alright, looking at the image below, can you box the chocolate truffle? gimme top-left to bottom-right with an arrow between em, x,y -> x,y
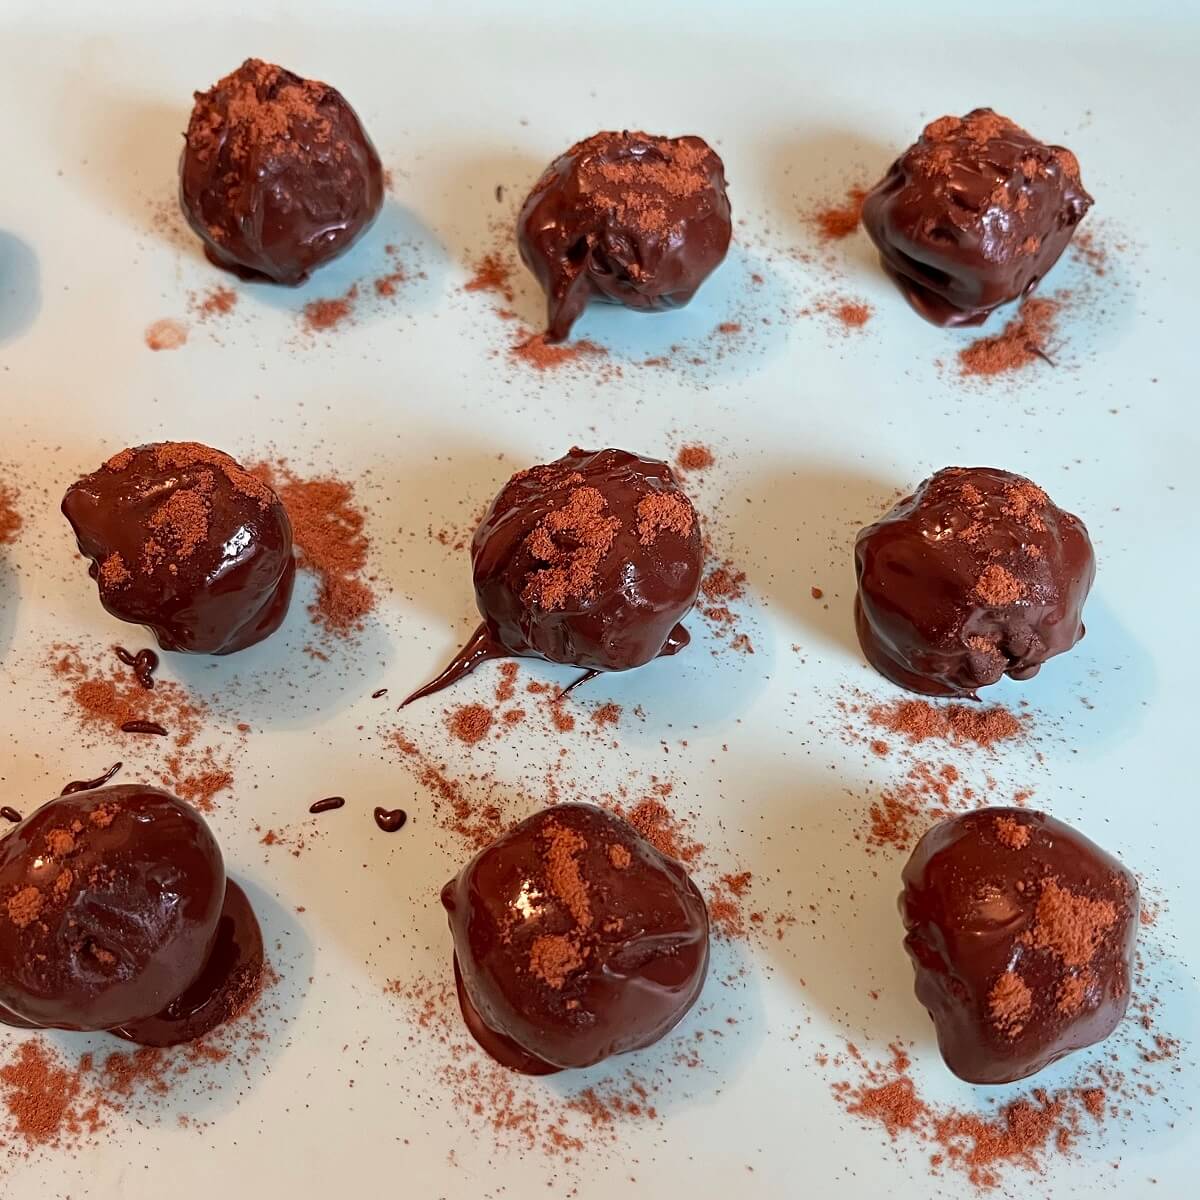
854,467 -> 1094,698
901,808 -> 1138,1084
518,131 -> 732,342
861,109 -> 1092,326
0,785 -> 263,1046
180,58 -> 384,285
63,441 -> 296,655
404,448 -> 704,704
442,803 -> 709,1074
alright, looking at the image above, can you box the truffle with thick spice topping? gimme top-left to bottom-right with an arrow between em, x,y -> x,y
62,441 -> 296,655
403,447 -> 704,704
442,802 -> 709,1074
179,58 -> 384,285
901,807 -> 1138,1084
518,131 -> 732,342
861,108 -> 1092,326
854,466 -> 1094,698
0,784 -> 263,1047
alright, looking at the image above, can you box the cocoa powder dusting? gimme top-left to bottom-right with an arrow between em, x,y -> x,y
0,482 -> 22,544
959,297 -> 1060,377
252,461 -> 375,635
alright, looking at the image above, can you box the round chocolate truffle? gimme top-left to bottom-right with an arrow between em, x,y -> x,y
62,441 -> 296,655
442,802 -> 709,1074
854,467 -> 1094,698
861,108 -> 1092,326
518,131 -> 732,342
901,807 -> 1138,1084
180,58 -> 384,285
404,448 -> 704,704
0,784 -> 262,1044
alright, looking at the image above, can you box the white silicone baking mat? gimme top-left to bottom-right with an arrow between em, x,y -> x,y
0,1 -> 1196,1196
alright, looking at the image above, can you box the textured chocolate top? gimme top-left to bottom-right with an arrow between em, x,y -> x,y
180,58 -> 383,285
519,131 -> 732,340
861,108 -> 1092,326
901,807 -> 1138,1084
854,466 -> 1094,697
442,802 -> 709,1073
63,441 -> 295,654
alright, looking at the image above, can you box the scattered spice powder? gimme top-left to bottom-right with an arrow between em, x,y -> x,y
449,703 -> 494,745
51,644 -> 238,812
823,1039 -> 1164,1191
144,318 -> 187,351
510,332 -> 608,372
0,481 -> 21,543
675,444 -> 715,472
191,286 -> 238,319
959,296 -> 1060,377
464,252 -> 516,303
866,697 -> 1026,749
302,285 -> 358,332
810,185 -> 867,241
252,460 -> 376,635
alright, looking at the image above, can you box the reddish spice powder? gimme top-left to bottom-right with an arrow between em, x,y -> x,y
959,296 -> 1060,377
826,1041 -> 1131,1190
675,444 -> 715,472
834,300 -> 872,328
0,481 -> 22,544
465,252 -> 516,303
867,698 -> 1025,749
303,285 -> 358,332
449,703 -> 494,745
811,185 -> 867,241
510,332 -> 608,371
253,461 -> 375,635
590,703 -> 622,728
144,318 -> 187,351
192,286 -> 237,318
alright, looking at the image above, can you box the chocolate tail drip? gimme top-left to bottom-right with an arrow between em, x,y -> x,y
400,623 -> 506,708
546,265 -> 594,343
660,622 -> 691,656
557,669 -> 601,700
555,623 -> 691,700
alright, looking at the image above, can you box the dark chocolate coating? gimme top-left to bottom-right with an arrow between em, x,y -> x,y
402,448 -> 703,705
179,58 -> 383,285
854,467 -> 1094,698
901,808 -> 1138,1084
442,803 -> 709,1073
518,131 -> 732,341
0,785 -> 224,1033
861,109 -> 1092,326
63,442 -> 295,655
112,879 -> 263,1048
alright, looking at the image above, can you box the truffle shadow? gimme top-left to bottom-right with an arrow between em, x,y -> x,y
727,461 -> 901,661
761,128 -> 892,246
239,198 -> 452,320
0,552 -> 18,660
740,761 -> 934,1053
997,591 -> 1155,754
0,231 -> 41,344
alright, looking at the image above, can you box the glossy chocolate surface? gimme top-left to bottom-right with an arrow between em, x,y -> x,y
180,58 -> 383,285
518,131 -> 732,341
63,441 -> 296,655
854,466 -> 1094,698
404,448 -> 703,704
443,803 -> 709,1074
0,785 -> 224,1033
861,108 -> 1092,326
901,808 -> 1138,1084
112,879 -> 263,1048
